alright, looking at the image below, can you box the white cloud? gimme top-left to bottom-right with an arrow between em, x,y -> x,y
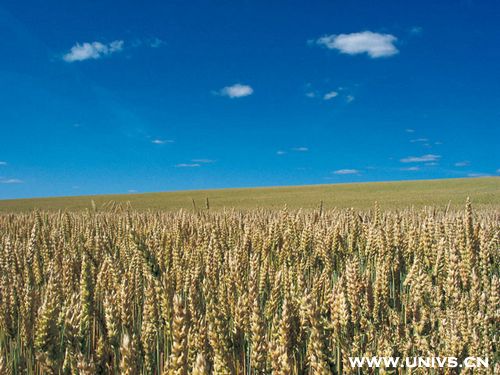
0,161 -> 7,166
276,150 -> 286,155
405,128 -> 415,133
305,92 -> 316,98
292,147 -> 308,152
323,91 -> 338,100
333,169 -> 359,175
401,166 -> 420,171
175,163 -> 201,168
128,189 -> 138,193
152,139 -> 173,145
346,95 -> 355,103
0,178 -> 23,184
63,40 -> 124,62
400,154 -> 441,163
454,161 -> 470,167
410,138 -> 429,143
218,83 -> 253,98
316,31 -> 398,58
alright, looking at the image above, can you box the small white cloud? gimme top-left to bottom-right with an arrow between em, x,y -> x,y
401,166 -> 420,171
218,83 -> 253,98
305,92 -> 316,98
176,163 -> 200,168
292,147 -> 308,152
400,154 -> 441,163
333,169 -> 359,175
128,189 -> 138,193
405,128 -> 415,133
323,91 -> 338,100
346,95 -> 355,103
0,178 -> 23,184
63,40 -> 124,62
410,138 -> 429,143
454,161 -> 470,167
276,150 -> 287,155
316,31 -> 398,58
0,161 -> 7,166
152,139 -> 173,145
425,162 -> 438,166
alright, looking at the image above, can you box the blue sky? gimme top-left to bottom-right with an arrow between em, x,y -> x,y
0,0 -> 499,199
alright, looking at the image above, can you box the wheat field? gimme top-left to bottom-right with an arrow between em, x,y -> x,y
0,200 -> 498,374
0,177 -> 498,213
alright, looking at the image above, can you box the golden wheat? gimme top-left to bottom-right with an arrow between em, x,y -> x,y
0,201 -> 498,374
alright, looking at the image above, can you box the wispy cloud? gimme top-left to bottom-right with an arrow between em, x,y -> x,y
152,139 -> 173,145
316,31 -> 398,58
323,91 -> 338,100
150,37 -> 164,48
0,161 -> 7,166
467,173 -> 489,177
218,83 -> 253,98
131,37 -> 165,49
405,129 -> 415,133
410,138 -> 429,143
400,154 -> 441,163
333,169 -> 359,175
400,166 -> 420,171
191,159 -> 215,164
0,178 -> 23,184
306,86 -> 354,103
454,161 -> 470,167
175,163 -> 200,168
278,147 -> 308,154
410,26 -> 423,35
63,40 -> 124,62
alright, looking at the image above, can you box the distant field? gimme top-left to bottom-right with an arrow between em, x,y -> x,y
0,177 -> 498,212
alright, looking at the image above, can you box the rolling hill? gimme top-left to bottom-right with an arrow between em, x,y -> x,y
0,177 -> 498,212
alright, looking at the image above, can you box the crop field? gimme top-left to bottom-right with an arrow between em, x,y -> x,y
0,177 -> 499,212
3,0 -> 499,373
0,197 -> 498,373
